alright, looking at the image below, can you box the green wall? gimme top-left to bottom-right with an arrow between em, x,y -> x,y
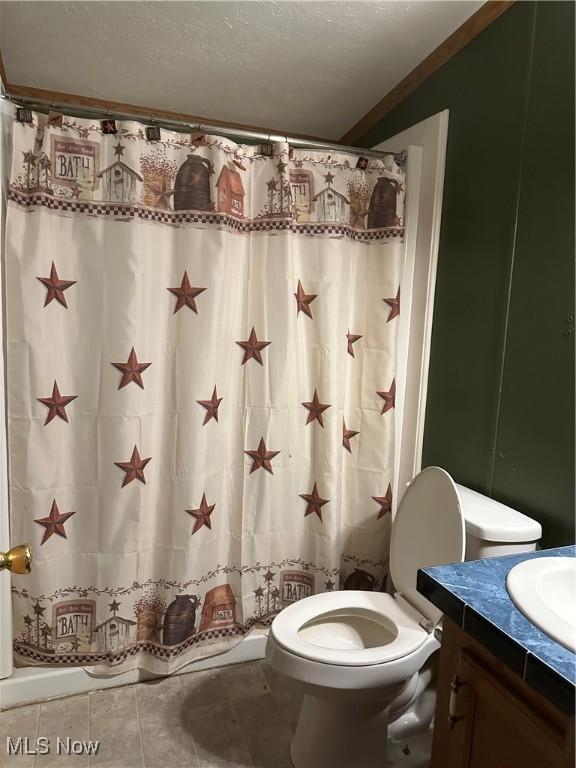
356,1 -> 574,547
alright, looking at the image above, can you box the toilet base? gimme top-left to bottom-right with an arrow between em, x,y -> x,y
290,693 -> 390,768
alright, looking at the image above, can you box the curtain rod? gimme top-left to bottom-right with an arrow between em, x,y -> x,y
0,90 -> 406,162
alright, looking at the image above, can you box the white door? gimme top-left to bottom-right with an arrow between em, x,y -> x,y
373,110 -> 449,512
0,99 -> 15,681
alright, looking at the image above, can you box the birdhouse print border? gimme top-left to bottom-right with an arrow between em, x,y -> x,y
10,552 -> 389,670
9,111 -> 405,241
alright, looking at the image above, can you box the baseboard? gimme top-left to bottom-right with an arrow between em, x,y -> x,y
0,630 -> 268,710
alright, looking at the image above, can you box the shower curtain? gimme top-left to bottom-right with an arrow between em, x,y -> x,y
4,110 -> 405,674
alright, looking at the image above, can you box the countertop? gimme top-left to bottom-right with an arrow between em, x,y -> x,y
416,545 -> 576,714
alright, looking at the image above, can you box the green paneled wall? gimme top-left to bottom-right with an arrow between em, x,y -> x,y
356,2 -> 574,546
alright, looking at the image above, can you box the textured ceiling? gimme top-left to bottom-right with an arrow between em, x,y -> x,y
0,1 -> 483,140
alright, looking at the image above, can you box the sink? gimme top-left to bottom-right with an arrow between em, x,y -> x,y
506,557 -> 576,652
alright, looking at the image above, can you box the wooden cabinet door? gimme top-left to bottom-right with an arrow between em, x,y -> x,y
444,650 -> 569,768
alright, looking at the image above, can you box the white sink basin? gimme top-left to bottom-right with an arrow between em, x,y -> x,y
506,557 -> 576,652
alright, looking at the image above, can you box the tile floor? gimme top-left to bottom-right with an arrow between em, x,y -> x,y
0,661 -> 297,768
0,661 -> 432,768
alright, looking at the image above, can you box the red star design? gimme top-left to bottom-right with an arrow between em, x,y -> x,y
300,483 -> 329,521
37,262 -> 76,308
347,332 -> 362,358
343,421 -> 359,452
115,445 -> 151,487
186,493 -> 215,535
236,327 -> 271,366
373,484 -> 393,519
111,348 -> 151,389
245,437 -> 280,474
168,271 -> 206,313
37,381 -> 77,425
302,389 -> 331,427
197,386 -> 223,425
294,280 -> 317,319
377,380 -> 396,415
384,287 -> 400,322
34,499 -> 76,545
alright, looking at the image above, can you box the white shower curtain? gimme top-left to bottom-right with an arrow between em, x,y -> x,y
5,111 -> 405,673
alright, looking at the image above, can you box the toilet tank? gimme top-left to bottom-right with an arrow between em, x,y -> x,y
455,484 -> 542,560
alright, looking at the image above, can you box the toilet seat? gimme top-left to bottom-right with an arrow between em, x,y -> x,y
271,590 -> 428,667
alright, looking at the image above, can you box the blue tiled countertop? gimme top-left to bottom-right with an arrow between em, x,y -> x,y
416,545 -> 576,714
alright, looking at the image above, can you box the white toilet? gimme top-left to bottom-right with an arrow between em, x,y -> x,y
266,466 -> 542,768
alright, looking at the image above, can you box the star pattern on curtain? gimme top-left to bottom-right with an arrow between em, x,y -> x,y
384,287 -> 400,322
9,124 -> 406,673
34,499 -> 76,545
245,437 -> 280,474
300,483 -> 329,522
115,445 -> 152,487
302,389 -> 331,427
187,493 -> 216,535
294,280 -> 317,319
37,381 -> 78,425
37,262 -> 76,308
372,484 -> 393,519
377,379 -> 396,415
197,387 -> 223,425
343,421 -> 359,453
111,348 -> 151,389
346,331 -> 362,357
168,271 -> 206,314
236,327 -> 271,365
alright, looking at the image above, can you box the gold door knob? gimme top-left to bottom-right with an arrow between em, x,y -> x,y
0,544 -> 32,574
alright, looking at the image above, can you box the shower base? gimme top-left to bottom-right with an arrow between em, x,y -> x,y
0,629 -> 267,710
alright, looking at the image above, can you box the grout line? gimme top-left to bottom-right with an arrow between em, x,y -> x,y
132,685 -> 147,768
32,704 -> 40,768
176,672 -> 202,767
88,691 -> 92,768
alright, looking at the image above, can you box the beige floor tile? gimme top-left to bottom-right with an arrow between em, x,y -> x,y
89,714 -> 143,768
38,694 -> 89,734
134,675 -> 182,718
244,722 -> 293,768
88,686 -> 137,725
219,662 -> 271,700
184,701 -> 252,768
229,692 -> 284,732
139,710 -> 198,768
0,705 -> 39,738
0,705 -> 39,768
179,669 -> 230,711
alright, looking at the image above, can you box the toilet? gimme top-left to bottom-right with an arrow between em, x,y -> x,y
265,466 -> 542,768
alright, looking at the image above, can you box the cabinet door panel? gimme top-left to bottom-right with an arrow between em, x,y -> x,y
453,651 -> 567,768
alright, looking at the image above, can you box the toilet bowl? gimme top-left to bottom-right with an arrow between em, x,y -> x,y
265,466 -> 542,768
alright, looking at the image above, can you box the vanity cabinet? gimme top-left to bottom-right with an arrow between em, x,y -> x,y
431,618 -> 574,768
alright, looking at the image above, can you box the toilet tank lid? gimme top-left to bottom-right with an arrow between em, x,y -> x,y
455,484 -> 542,543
